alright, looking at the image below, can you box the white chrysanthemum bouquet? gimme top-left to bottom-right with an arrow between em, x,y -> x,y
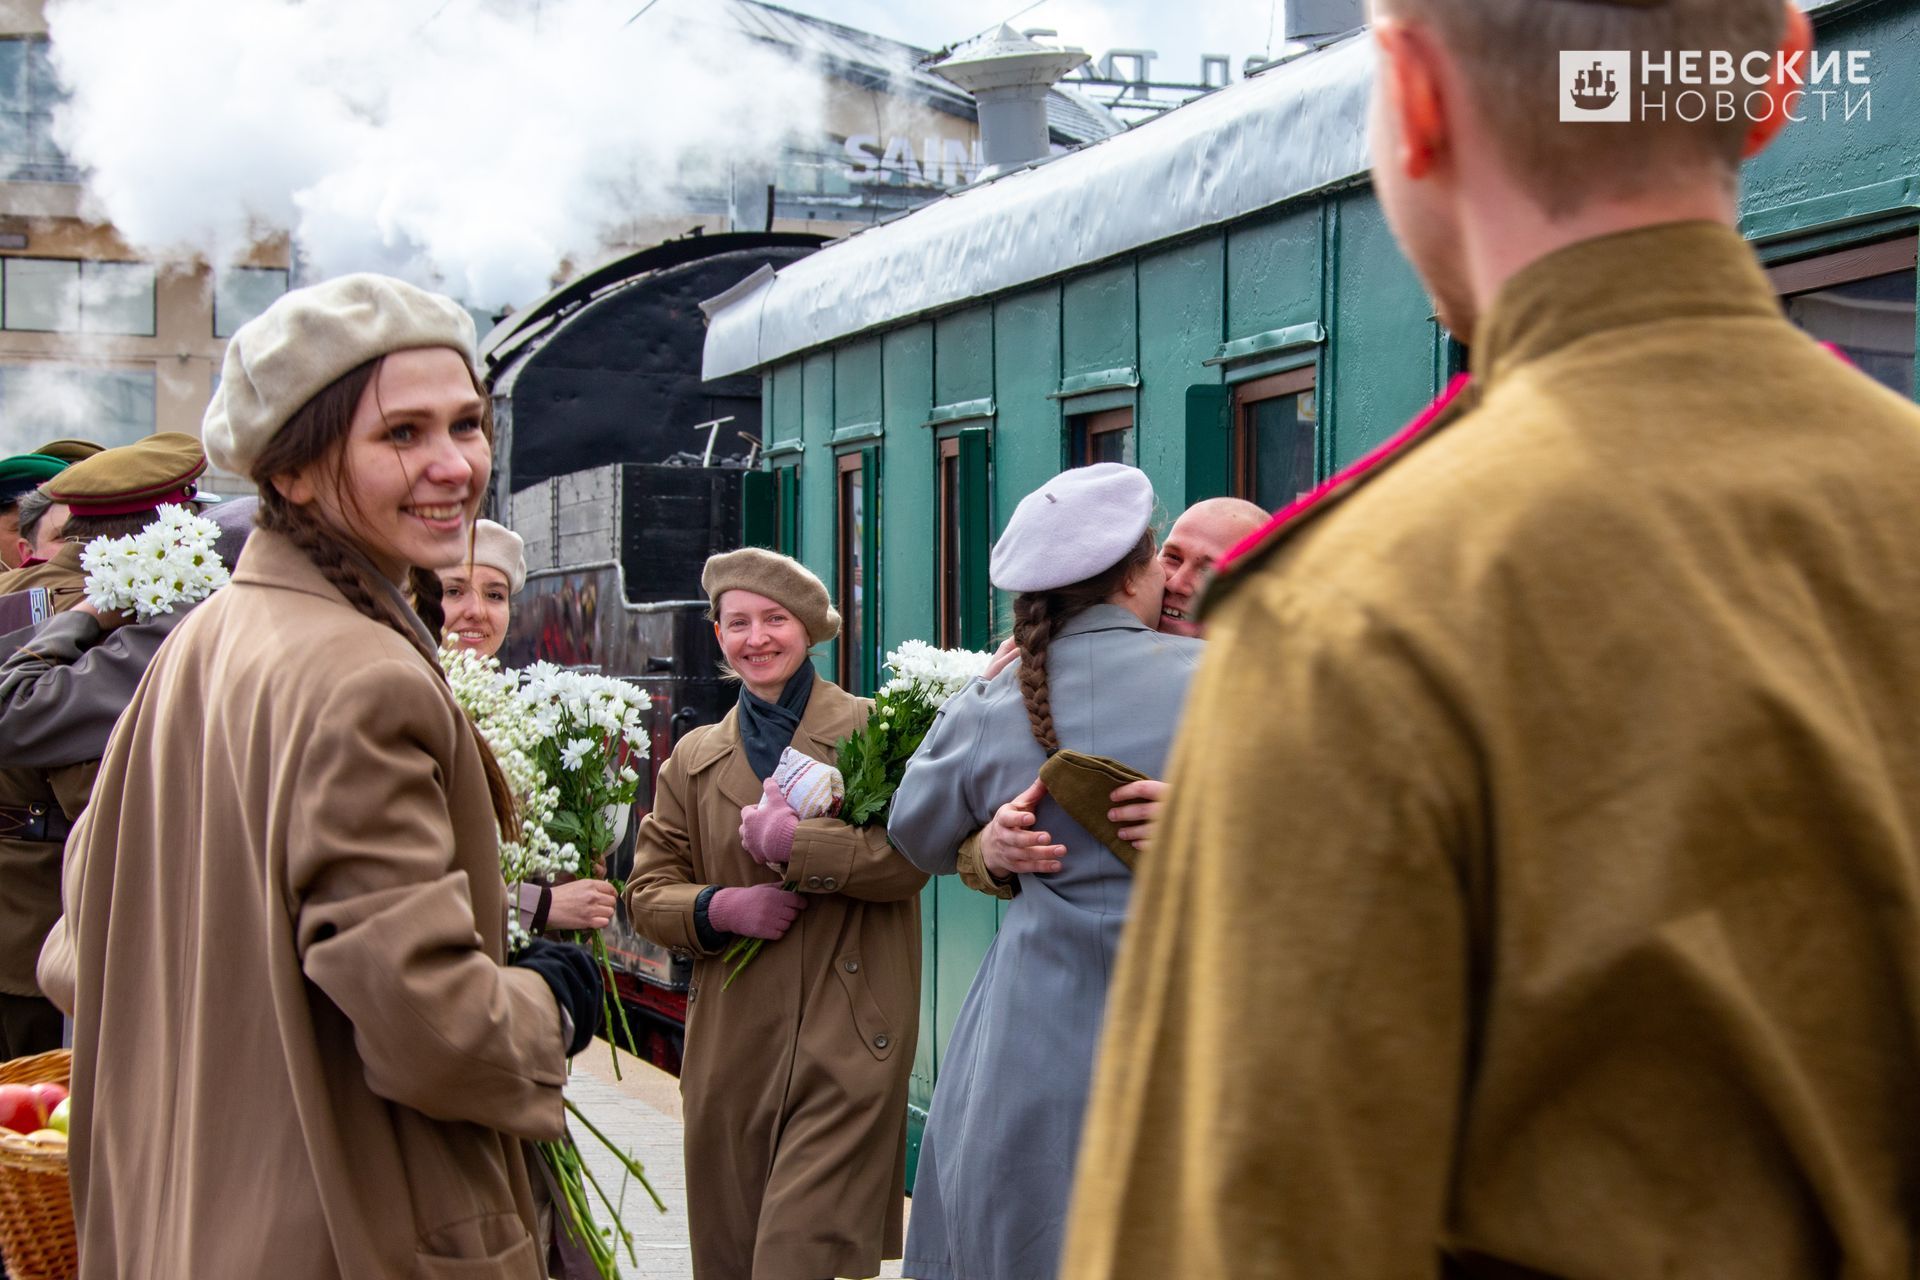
81,504 -> 231,619
838,640 -> 992,825
443,646 -> 662,1277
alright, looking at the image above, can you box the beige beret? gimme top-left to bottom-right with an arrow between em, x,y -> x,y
467,518 -> 527,594
702,547 -> 839,645
203,273 -> 477,477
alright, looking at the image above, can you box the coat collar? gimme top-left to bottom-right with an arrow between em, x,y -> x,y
1055,603 -> 1153,641
683,671 -> 864,809
230,526 -> 438,652
1471,220 -> 1781,389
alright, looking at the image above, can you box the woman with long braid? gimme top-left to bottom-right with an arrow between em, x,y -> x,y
40,275 -> 600,1280
890,463 -> 1206,1280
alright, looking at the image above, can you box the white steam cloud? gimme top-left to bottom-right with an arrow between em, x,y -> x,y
42,0 -> 827,307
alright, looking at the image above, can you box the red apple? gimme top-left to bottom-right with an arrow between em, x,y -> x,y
0,1085 -> 37,1135
26,1084 -> 66,1128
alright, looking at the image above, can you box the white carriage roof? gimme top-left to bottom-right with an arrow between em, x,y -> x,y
702,0 -> 1868,380
703,32 -> 1373,379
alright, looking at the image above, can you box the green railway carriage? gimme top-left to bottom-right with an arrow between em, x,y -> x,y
699,0 -> 1919,1174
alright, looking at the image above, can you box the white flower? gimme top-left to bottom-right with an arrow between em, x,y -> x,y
80,505 -> 231,620
560,737 -> 594,770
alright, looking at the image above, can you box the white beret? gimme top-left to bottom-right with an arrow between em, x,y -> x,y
468,519 -> 527,594
990,463 -> 1155,593
203,273 -> 477,477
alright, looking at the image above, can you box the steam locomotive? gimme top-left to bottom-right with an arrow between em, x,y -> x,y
480,230 -> 824,1072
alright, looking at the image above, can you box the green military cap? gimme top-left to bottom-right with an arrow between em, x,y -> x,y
32,438 -> 106,465
0,452 -> 69,506
43,432 -> 208,518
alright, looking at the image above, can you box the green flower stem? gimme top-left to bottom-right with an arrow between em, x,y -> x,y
566,1096 -> 667,1213
540,1138 -> 618,1279
587,931 -> 637,1081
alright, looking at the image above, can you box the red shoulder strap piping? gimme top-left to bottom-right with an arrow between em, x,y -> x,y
1214,372 -> 1476,580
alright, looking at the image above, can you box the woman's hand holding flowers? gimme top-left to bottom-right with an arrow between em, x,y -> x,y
710,883 -> 808,940
740,778 -> 801,868
548,878 -> 617,931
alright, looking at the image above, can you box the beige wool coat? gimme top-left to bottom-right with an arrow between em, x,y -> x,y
41,529 -> 570,1279
627,676 -> 927,1280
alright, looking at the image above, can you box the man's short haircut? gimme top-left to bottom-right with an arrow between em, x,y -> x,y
14,487 -> 58,548
60,510 -> 156,543
1378,0 -> 1788,215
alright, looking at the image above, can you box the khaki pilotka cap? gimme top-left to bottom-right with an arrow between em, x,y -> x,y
43,433 -> 208,518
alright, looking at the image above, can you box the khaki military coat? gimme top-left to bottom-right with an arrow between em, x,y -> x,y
0,548 -> 89,997
42,529 -> 569,1279
1064,223 -> 1920,1278
627,676 -> 927,1280
0,541 -> 86,609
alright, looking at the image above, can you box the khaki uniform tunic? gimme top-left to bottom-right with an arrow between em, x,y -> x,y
626,677 -> 927,1280
1062,223 -> 1920,1279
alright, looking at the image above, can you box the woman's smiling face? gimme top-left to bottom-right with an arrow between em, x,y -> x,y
439,563 -> 512,659
715,589 -> 809,700
277,347 -> 490,582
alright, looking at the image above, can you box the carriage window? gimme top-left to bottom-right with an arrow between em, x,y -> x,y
1069,408 -> 1134,467
1233,366 -> 1318,508
938,439 -> 962,648
1770,236 -> 1917,400
773,464 -> 799,556
836,449 -> 878,693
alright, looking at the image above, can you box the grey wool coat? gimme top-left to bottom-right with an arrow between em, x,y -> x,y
888,604 -> 1203,1280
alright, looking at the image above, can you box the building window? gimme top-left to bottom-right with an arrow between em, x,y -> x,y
1769,235 -> 1917,400
80,262 -> 157,336
215,267 -> 290,339
0,38 -> 75,183
1,258 -> 156,336
836,449 -> 878,693
0,364 -> 155,447
1233,366 -> 1318,508
1069,407 -> 1134,467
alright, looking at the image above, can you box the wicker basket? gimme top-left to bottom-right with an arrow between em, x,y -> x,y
0,1049 -> 77,1280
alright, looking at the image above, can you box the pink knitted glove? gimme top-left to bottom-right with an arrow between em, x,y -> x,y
708,883 -> 807,940
740,778 -> 801,868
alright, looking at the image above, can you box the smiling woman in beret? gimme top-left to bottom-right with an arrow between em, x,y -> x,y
624,545 -> 928,1280
41,274 -> 598,1280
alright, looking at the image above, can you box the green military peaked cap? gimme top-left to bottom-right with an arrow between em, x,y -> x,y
43,432 -> 208,518
0,452 -> 69,505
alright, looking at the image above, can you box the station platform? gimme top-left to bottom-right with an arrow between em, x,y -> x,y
564,1049 -> 909,1279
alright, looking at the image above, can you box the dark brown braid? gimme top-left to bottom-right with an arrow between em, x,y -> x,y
407,565 -> 446,635
250,354 -> 520,840
1012,530 -> 1157,754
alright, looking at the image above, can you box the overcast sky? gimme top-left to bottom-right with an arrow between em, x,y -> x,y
780,0 -> 1292,90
